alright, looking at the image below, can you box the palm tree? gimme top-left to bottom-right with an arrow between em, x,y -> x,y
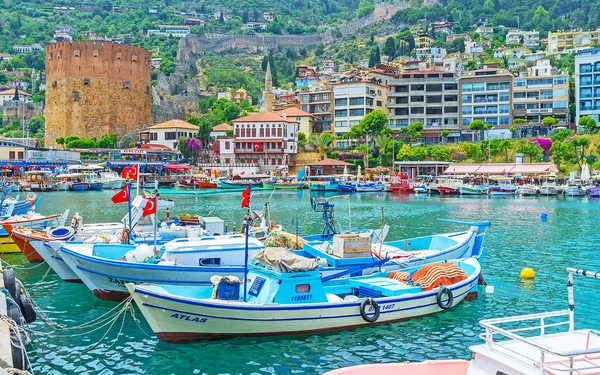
499,139 -> 512,162
310,133 -> 334,158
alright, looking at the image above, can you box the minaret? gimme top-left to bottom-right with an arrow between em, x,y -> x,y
264,60 -> 274,112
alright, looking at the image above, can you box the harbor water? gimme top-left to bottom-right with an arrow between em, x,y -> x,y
5,190 -> 600,375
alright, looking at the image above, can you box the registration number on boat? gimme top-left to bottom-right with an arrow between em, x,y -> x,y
368,304 -> 395,312
291,294 -> 312,301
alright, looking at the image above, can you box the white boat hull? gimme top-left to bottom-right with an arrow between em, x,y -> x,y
33,240 -> 80,282
127,259 -> 480,342
102,180 -> 124,189
563,188 -> 587,196
539,187 -> 558,196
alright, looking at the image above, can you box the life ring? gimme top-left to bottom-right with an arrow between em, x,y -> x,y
121,228 -> 130,243
26,192 -> 36,201
3,268 -> 16,299
359,298 -> 380,323
436,287 -> 454,310
48,226 -> 75,240
16,279 -> 36,323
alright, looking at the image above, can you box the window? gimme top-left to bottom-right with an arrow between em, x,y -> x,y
349,97 -> 364,105
9,151 -> 15,160
554,100 -> 567,109
123,81 -> 130,90
260,128 -> 264,137
445,83 -> 457,90
83,78 -> 90,86
335,121 -> 347,127
499,104 -> 510,113
366,98 -> 374,106
349,108 -> 364,116
74,50 -> 80,57
349,120 -> 360,126
51,81 -> 57,87
554,88 -> 567,97
462,106 -> 473,115
553,76 -> 567,85
514,103 -> 526,109
335,109 -> 347,117
199,258 -> 221,266
411,96 -> 424,102
499,93 -> 510,102
295,284 -> 311,293
335,98 -> 348,106
514,78 -> 526,87
165,132 -> 177,140
252,128 -> 256,137
462,94 -> 472,103
266,128 -> 270,137
72,91 -> 80,101
132,55 -> 137,62
18,152 -> 23,159
116,52 -> 121,60
376,100 -> 382,106
93,49 -> 99,57
411,84 -> 424,91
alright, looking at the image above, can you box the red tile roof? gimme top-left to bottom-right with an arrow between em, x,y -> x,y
306,158 -> 353,167
274,107 -> 312,118
147,119 -> 199,130
212,123 -> 234,131
0,89 -> 31,96
232,111 -> 298,123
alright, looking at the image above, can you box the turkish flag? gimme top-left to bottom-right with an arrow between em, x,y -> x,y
142,197 -> 157,217
240,185 -> 251,208
111,187 -> 129,204
121,165 -> 139,179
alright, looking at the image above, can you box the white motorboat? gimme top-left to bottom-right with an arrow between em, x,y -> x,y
563,179 -> 587,196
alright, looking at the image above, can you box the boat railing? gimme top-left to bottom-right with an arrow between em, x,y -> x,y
479,267 -> 600,374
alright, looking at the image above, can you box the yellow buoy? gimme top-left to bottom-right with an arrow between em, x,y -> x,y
520,268 -> 535,280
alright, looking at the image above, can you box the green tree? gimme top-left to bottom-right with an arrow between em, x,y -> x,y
578,115 -> 597,133
223,102 -> 241,121
298,132 -> 308,148
542,116 -> 559,129
499,139 -> 512,162
357,0 -> 375,17
359,110 -> 388,141
28,116 -> 44,135
12,87 -> 19,101
384,37 -> 396,60
315,43 -> 325,57
549,140 -> 572,171
97,134 -> 117,148
396,144 -> 414,161
468,119 -> 485,141
441,129 -> 450,144
449,37 -> 466,53
517,140 -> 543,162
310,132 -> 334,157
550,128 -> 573,142
570,137 -> 590,169
55,136 -> 66,150
159,58 -> 176,76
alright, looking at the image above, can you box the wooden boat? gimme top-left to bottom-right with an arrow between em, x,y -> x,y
337,181 -> 357,192
458,185 -> 487,195
60,236 -> 265,301
0,198 -> 39,253
437,177 -> 461,195
389,173 -> 414,193
307,176 -> 341,191
487,178 -> 516,196
1,212 -> 68,260
355,183 -> 385,192
127,251 -> 481,342
19,171 -> 57,192
324,267 -> 600,375
539,180 -> 559,196
219,179 -> 262,189
262,180 -> 304,189
516,184 -> 539,196
563,179 -> 587,196
176,175 -> 218,189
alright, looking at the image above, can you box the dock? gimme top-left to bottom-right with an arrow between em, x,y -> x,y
0,265 -> 13,370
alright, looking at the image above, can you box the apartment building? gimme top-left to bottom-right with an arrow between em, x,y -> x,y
299,88 -> 333,134
575,48 -> 600,124
513,59 -> 568,136
548,29 -> 600,54
459,64 -> 513,137
388,70 -> 460,144
505,30 -> 540,48
332,76 -> 387,143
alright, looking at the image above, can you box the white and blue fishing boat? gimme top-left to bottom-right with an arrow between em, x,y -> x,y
307,175 -> 341,191
355,182 -> 385,192
59,235 -> 265,301
127,248 -> 481,342
337,181 -> 357,192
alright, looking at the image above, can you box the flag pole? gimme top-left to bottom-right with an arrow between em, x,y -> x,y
153,180 -> 158,257
136,164 -> 140,198
243,184 -> 251,302
126,180 -> 132,244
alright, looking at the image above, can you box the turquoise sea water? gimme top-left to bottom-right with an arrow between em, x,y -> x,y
5,190 -> 600,375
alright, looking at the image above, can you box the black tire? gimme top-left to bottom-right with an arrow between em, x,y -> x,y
3,268 -> 16,299
7,303 -> 24,326
437,287 -> 454,310
16,279 -> 36,324
359,298 -> 380,323
11,340 -> 25,370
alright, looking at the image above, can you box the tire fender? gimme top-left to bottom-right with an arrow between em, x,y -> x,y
3,268 -> 16,299
16,279 -> 36,324
437,287 -> 454,310
359,298 -> 380,323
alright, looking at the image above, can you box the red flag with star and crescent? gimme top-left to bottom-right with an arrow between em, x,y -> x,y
111,186 -> 129,204
142,197 -> 157,217
121,165 -> 139,179
240,185 -> 251,208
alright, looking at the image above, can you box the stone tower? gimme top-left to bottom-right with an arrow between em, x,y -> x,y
263,60 -> 273,113
44,40 -> 152,148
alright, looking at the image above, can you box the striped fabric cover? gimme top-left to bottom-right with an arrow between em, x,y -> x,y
387,271 -> 410,282
410,263 -> 468,291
